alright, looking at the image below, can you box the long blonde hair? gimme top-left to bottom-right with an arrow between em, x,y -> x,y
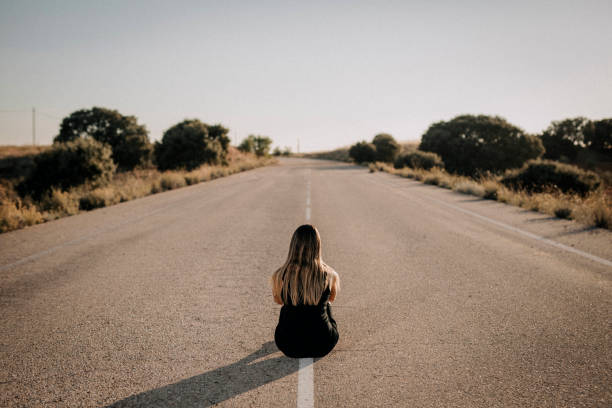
272,224 -> 330,306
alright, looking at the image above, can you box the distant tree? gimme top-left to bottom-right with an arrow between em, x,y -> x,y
419,114 -> 544,176
349,141 -> 377,163
282,146 -> 292,156
272,147 -> 282,156
207,124 -> 231,157
55,107 -> 151,171
583,119 -> 612,157
253,135 -> 273,157
539,117 -> 589,162
20,138 -> 115,198
372,133 -> 400,163
237,135 -> 272,157
238,135 -> 255,154
154,119 -> 226,170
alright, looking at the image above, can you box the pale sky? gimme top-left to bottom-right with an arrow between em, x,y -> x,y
1,0 -> 611,152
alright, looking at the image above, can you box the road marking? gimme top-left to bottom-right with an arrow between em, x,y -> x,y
297,358 -> 314,407
298,170 -> 314,408
372,176 -> 612,269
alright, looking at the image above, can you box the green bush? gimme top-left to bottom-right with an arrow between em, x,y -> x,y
501,160 -> 600,196
349,141 -> 377,163
394,150 -> 444,170
55,107 -> 151,171
238,135 -> 272,157
539,117 -> 589,162
372,133 -> 400,163
419,115 -> 544,176
154,119 -> 227,170
583,118 -> 612,156
20,138 -> 116,199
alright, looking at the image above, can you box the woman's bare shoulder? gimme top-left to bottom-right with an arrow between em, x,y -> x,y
325,264 -> 339,279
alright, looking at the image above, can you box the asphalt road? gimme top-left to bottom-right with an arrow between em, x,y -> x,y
1,158 -> 611,407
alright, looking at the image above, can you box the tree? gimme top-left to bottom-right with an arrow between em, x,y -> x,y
253,135 -> 273,157
372,133 -> 400,163
238,135 -> 256,154
348,141 -> 377,163
539,117 -> 589,161
154,119 -> 226,171
207,124 -> 231,157
55,107 -> 151,171
20,138 -> 116,198
583,119 -> 612,157
419,114 -> 544,176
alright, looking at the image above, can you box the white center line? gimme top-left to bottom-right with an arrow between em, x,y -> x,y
297,170 -> 314,408
297,357 -> 314,407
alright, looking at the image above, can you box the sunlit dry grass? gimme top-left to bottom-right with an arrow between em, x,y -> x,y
371,164 -> 612,230
0,150 -> 275,233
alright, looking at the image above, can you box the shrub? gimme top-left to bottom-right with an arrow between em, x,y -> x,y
583,118 -> 612,156
482,181 -> 499,200
539,117 -> 589,162
154,119 -> 226,170
160,172 -> 187,191
78,187 -> 119,211
349,141 -> 377,163
554,206 -> 572,219
501,160 -> 600,196
372,133 -> 400,163
395,150 -> 444,170
40,188 -> 79,216
454,181 -> 485,197
419,114 -> 544,176
20,138 -> 116,199
55,107 -> 151,171
237,135 -> 273,157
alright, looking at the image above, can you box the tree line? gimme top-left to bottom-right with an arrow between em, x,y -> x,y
349,114 -> 610,195
19,106 -> 272,198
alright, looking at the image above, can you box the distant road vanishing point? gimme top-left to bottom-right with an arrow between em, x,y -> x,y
1,158 -> 611,407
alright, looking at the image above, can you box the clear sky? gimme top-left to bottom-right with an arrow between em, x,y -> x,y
1,0 -> 611,152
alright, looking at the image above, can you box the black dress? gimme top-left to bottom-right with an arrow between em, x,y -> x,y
274,286 -> 339,358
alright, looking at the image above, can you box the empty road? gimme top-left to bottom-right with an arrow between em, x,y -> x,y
1,158 -> 611,407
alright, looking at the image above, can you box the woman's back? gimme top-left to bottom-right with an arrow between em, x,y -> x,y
271,225 -> 340,358
275,283 -> 338,358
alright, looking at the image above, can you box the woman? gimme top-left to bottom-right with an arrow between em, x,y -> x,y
272,224 -> 340,358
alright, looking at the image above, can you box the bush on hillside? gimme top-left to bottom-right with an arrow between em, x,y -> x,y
394,150 -> 444,170
501,160 -> 600,196
419,115 -> 544,176
55,107 -> 151,171
539,117 -> 589,162
372,133 -> 400,163
238,135 -> 273,157
583,118 -> 612,157
349,141 -> 377,163
19,138 -> 116,199
154,119 -> 227,170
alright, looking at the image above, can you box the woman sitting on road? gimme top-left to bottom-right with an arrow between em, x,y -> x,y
272,224 -> 340,358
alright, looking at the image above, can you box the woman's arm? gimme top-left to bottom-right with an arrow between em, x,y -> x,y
273,291 -> 283,305
329,270 -> 340,302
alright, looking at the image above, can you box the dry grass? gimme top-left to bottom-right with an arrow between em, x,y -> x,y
370,163 -> 612,230
0,149 -> 275,233
0,145 -> 50,159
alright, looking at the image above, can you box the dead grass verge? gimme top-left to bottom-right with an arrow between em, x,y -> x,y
0,152 -> 275,233
371,164 -> 611,230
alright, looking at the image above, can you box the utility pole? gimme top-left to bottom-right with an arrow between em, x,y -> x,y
297,138 -> 300,154
32,107 -> 36,145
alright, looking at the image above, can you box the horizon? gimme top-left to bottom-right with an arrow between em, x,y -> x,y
1,0 -> 611,152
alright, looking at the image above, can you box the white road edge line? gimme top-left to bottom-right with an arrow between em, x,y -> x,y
298,170 -> 314,408
373,176 -> 612,269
